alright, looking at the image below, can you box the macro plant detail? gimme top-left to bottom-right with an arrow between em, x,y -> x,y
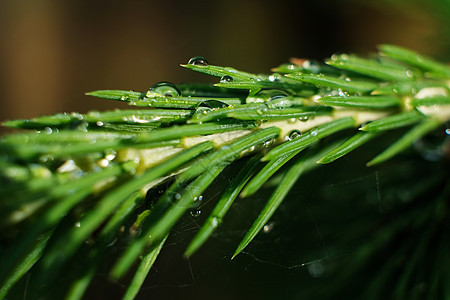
0,44 -> 449,299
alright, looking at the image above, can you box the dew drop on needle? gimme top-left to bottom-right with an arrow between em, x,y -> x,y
220,75 -> 233,83
263,222 -> 274,233
188,56 -> 208,66
287,130 -> 302,141
190,209 -> 202,217
148,82 -> 181,98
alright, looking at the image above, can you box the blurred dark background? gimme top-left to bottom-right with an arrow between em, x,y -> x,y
0,0 -> 449,128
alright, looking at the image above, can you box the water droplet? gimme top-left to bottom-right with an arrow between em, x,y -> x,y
188,56 -> 208,66
269,73 -> 282,82
299,116 -> 309,122
220,75 -> 233,83
240,145 -> 256,157
97,159 -> 109,168
302,60 -> 320,73
330,54 -> 338,61
120,95 -> 129,101
75,222 -> 81,228
71,112 -> 84,120
147,82 -> 181,98
338,89 -> 349,97
287,118 -> 297,124
344,77 -> 351,82
312,94 -> 322,102
270,93 -> 288,102
39,154 -> 54,163
43,127 -> 52,134
405,70 -> 414,78
190,209 -> 202,217
175,193 -> 182,200
263,222 -> 274,233
193,195 -> 203,202
253,90 -> 288,104
263,139 -> 274,148
107,237 -> 118,247
310,130 -> 318,137
199,100 -> 228,109
130,115 -> 150,124
307,261 -> 325,278
445,128 -> 450,135
224,67 -> 237,74
105,151 -> 116,161
96,121 -> 104,126
287,64 -> 296,70
287,130 -> 302,141
57,160 -> 77,173
413,132 -> 447,161
211,217 -> 221,228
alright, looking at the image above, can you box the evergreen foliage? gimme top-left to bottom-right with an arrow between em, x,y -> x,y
0,45 -> 449,299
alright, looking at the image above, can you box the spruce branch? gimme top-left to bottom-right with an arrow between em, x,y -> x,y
0,45 -> 449,299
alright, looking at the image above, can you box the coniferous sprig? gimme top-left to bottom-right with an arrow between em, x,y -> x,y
0,45 -> 449,299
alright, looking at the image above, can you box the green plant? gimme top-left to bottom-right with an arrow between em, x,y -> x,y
0,45 -> 449,299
